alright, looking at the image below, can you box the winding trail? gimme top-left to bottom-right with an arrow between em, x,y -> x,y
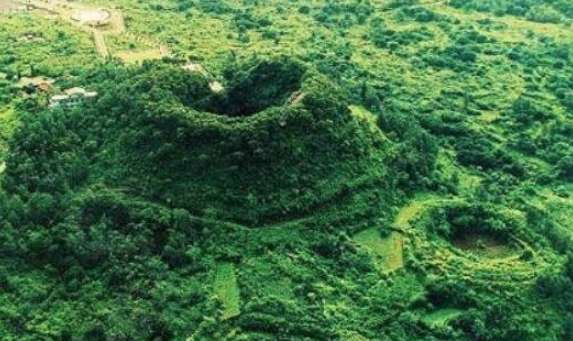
392,198 -> 430,231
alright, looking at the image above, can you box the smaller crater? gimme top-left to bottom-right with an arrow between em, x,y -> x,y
424,203 -> 523,259
451,232 -> 515,259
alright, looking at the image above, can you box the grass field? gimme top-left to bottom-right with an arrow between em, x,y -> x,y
422,308 -> 464,328
354,228 -> 404,273
353,196 -> 438,273
115,48 -> 163,63
213,262 -> 241,320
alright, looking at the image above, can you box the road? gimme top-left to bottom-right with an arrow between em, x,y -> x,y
92,30 -> 109,58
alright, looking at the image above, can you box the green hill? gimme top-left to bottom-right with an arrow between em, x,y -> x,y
4,58 -> 393,225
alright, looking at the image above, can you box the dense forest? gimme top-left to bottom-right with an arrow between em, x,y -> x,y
1,0 -> 573,340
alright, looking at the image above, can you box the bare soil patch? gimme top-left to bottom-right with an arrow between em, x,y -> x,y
71,9 -> 111,26
0,0 -> 24,12
452,233 -> 515,258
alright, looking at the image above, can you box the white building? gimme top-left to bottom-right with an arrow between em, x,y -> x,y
49,87 -> 98,108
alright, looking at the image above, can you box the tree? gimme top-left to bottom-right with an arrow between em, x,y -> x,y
360,82 -> 381,111
557,154 -> 573,180
564,314 -> 573,340
28,192 -> 56,226
565,253 -> 573,281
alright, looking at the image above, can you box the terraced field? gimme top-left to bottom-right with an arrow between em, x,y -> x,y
214,263 -> 241,320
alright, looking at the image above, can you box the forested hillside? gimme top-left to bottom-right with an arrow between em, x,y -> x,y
1,0 -> 573,340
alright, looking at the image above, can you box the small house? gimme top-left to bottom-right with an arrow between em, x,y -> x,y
49,87 -> 98,108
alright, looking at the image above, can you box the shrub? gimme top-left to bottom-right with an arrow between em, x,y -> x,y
377,108 -> 438,188
557,154 -> 573,180
526,5 -> 563,23
511,96 -> 549,124
536,271 -> 573,300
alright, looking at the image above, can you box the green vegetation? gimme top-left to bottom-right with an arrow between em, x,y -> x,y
0,0 -> 573,339
450,0 -> 573,23
213,263 -> 241,319
353,228 -> 404,273
422,308 -> 464,328
0,106 -> 16,162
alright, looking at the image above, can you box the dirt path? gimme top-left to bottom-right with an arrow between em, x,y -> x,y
109,9 -> 125,34
0,0 -> 23,12
393,198 -> 429,230
92,30 -> 108,58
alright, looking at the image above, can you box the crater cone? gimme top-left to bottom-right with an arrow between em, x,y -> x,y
5,58 -> 390,226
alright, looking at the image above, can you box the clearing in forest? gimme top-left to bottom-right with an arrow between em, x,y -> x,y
354,227 -> 404,273
393,198 -> 428,229
452,233 -> 516,259
213,262 -> 240,319
0,106 -> 16,159
422,308 -> 463,328
116,49 -> 164,64
348,105 -> 392,142
349,105 -> 378,127
247,258 -> 294,299
354,196 -> 435,273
